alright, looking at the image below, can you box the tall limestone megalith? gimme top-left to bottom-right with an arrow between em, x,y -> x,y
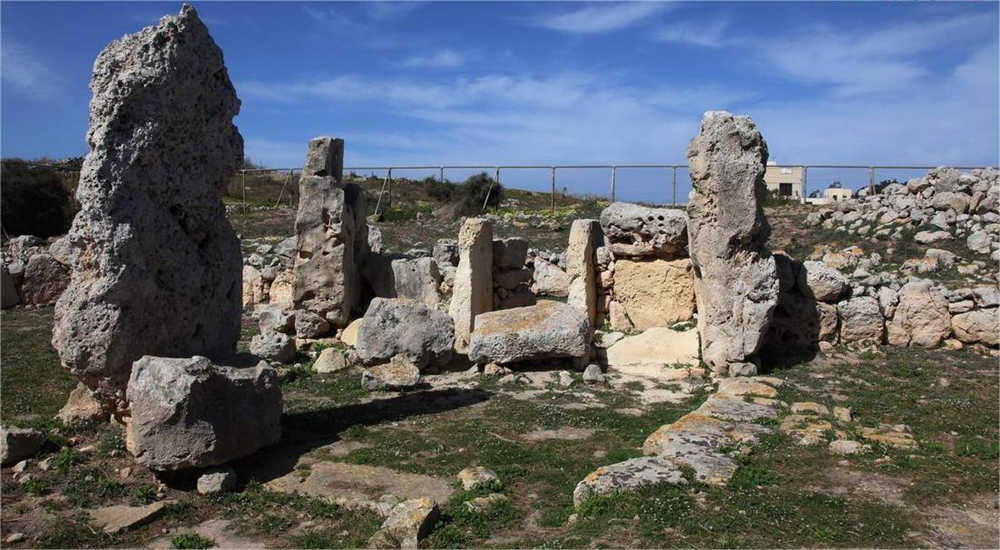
52,4 -> 243,414
293,137 -> 367,336
686,111 -> 778,376
566,219 -> 602,327
449,218 -> 494,353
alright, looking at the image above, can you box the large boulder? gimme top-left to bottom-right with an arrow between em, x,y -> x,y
357,298 -> 455,369
599,203 -> 688,259
685,111 -> 778,375
467,300 -> 589,365
951,309 -> 998,346
838,296 -> 884,343
21,253 -> 70,305
448,218 -> 493,353
293,137 -> 367,336
126,356 -> 282,471
887,281 -> 951,347
797,261 -> 850,303
493,238 -> 528,270
612,259 -> 695,329
51,5 -> 243,414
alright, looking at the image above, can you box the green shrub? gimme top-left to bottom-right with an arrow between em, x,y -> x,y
455,172 -> 503,214
1,158 -> 78,237
423,176 -> 455,202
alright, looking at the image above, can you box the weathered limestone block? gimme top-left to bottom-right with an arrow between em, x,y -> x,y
530,257 -> 569,297
612,259 -> 695,329
565,219 -> 602,326
363,254 -> 442,308
242,265 -> 267,307
357,298 -> 455,369
887,281 -> 951,347
797,261 -> 850,303
126,356 -> 282,471
303,136 -> 343,178
268,269 -> 295,304
838,296 -> 884,343
467,300 -> 589,365
765,292 -> 838,353
599,202 -> 688,259
58,383 -> 108,427
1,427 -> 45,466
951,308 -> 998,346
52,5 -> 243,413
686,111 -> 778,375
294,174 -> 359,334
21,253 -> 70,305
493,238 -> 528,270
249,330 -> 296,364
448,218 -> 493,353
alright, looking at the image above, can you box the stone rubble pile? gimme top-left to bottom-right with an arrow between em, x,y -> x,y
805,167 -> 1000,263
1,235 -> 71,308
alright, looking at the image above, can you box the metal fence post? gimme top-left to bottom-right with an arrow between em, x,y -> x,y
439,166 -> 444,183
672,167 -> 677,206
869,166 -> 876,193
610,165 -> 617,202
241,170 -> 246,216
550,167 -> 556,213
387,167 -> 393,209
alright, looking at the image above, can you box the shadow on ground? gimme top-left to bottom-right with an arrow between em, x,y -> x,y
227,387 -> 491,486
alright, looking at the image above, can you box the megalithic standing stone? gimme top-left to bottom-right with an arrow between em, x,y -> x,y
52,4 -> 244,415
293,137 -> 367,337
449,218 -> 494,353
685,111 -> 779,376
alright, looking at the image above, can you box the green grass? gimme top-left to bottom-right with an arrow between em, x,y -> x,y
170,533 -> 215,549
0,307 -> 78,420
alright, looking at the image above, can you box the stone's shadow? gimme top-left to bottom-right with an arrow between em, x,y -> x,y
228,387 -> 491,486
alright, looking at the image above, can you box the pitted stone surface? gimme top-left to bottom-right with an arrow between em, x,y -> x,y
468,300 -> 589,365
449,218 -> 494,353
599,203 -> 688,259
685,111 -> 778,375
52,5 -> 243,413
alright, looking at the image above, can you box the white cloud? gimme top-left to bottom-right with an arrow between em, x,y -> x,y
1,39 -> 61,98
403,49 -> 465,69
531,2 -> 672,34
755,12 -> 995,97
655,19 -> 729,47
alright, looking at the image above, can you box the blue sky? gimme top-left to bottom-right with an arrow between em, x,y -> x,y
2,1 -> 998,201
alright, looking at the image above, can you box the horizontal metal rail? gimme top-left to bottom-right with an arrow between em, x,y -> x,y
238,163 -> 993,213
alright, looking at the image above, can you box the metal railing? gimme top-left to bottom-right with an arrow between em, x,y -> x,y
237,163 -> 994,216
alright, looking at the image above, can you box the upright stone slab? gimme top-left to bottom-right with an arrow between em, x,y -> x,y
449,218 -> 493,353
686,111 -> 779,376
51,5 -> 243,413
566,219 -> 602,327
293,137 -> 366,335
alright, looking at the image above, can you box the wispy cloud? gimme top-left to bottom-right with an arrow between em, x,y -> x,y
655,19 -> 729,47
366,2 -> 425,21
1,39 -> 61,98
403,49 -> 465,69
531,2 -> 672,34
756,12 -> 995,97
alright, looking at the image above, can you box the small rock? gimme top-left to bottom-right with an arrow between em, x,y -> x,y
582,364 -> 604,384
361,356 -> 421,391
833,407 -> 853,423
197,466 -> 237,495
558,371 -> 575,387
482,363 -> 511,377
314,347 -> 349,374
368,497 -> 440,549
829,440 -> 869,456
11,459 -> 30,475
464,493 -> 508,514
1,426 -> 45,466
457,466 -> 500,491
5,533 -> 26,544
790,402 -> 830,416
89,501 -> 171,534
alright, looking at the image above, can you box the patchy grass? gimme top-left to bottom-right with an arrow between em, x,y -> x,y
170,533 -> 215,549
0,307 -> 78,420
